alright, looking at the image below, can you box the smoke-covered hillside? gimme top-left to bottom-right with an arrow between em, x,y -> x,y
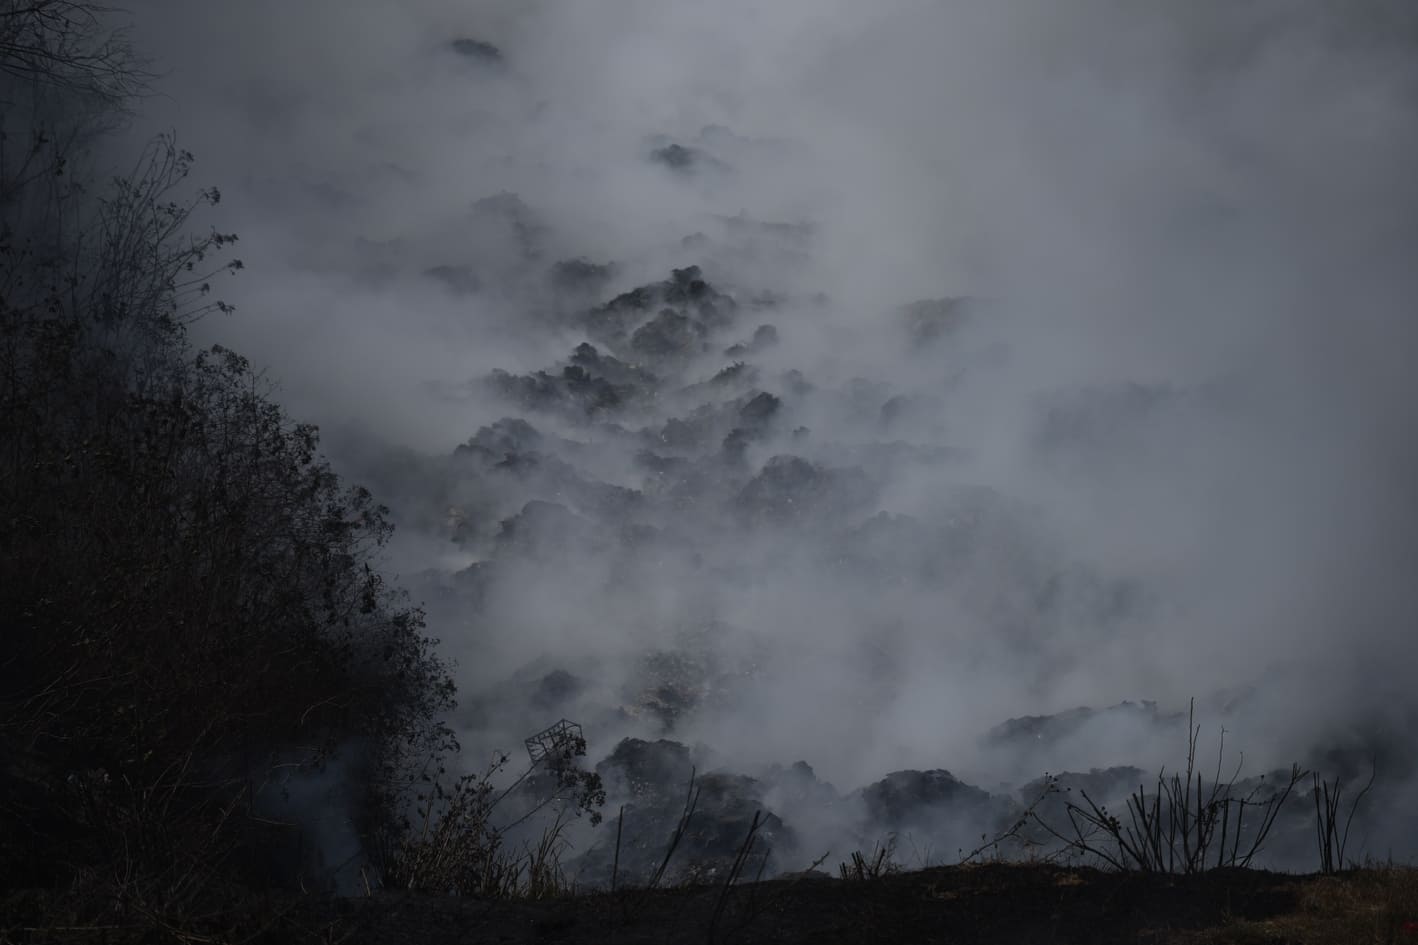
116,0 -> 1418,881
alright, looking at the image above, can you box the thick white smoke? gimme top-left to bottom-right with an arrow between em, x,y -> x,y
118,0 -> 1418,868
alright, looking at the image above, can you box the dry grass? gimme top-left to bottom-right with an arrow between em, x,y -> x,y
1166,867 -> 1418,945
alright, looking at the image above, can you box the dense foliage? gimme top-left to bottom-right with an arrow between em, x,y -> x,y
0,0 -> 454,913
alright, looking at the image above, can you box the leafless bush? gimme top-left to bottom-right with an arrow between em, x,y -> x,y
1031,701 -> 1305,873
959,777 -> 1065,866
839,836 -> 902,881
1314,761 -> 1376,874
371,743 -> 604,899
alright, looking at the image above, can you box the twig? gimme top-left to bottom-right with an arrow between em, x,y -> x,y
648,768 -> 699,891
611,804 -> 624,893
707,811 -> 763,944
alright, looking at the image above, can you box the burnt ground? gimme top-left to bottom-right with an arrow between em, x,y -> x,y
7,864 -> 1418,944
308,865 -> 1412,945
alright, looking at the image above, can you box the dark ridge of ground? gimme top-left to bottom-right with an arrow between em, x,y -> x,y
6,863 -> 1418,944
9,863 -> 1394,945
312,864 -> 1418,945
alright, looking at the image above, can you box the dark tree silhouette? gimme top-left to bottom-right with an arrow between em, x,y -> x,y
0,1 -> 458,931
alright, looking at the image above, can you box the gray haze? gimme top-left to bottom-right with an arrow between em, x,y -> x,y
118,1 -> 1418,869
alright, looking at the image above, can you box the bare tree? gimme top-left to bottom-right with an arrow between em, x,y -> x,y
0,1 -> 148,102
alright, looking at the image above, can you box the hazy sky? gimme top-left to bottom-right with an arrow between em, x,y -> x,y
118,1 -> 1418,859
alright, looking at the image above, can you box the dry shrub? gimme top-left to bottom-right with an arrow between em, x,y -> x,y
371,742 -> 604,900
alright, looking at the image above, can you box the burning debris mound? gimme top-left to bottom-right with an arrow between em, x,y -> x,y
377,240 -> 1367,880
380,255 -> 1201,877
325,203 -> 1411,879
